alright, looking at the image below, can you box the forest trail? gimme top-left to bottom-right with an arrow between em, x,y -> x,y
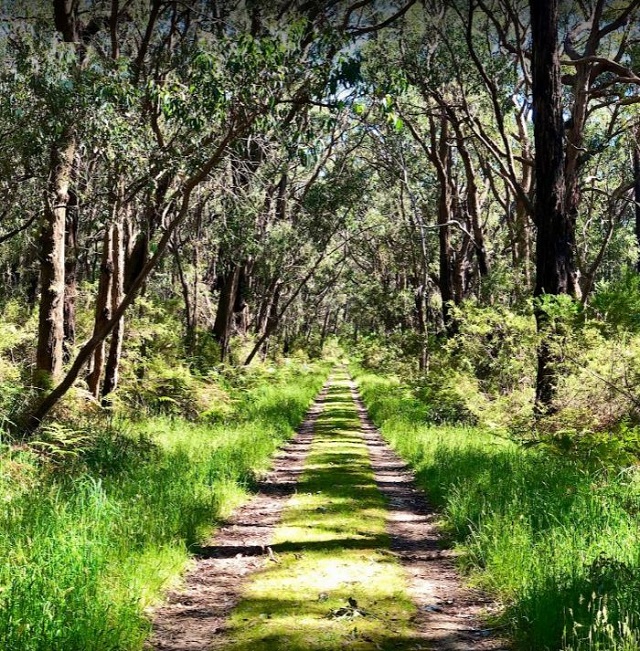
149,372 -> 506,651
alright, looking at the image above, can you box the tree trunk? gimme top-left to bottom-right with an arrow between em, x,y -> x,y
102,219 -> 125,403
17,111 -> 255,436
531,0 -> 570,413
212,264 -> 241,361
562,62 -> 590,300
320,309 -> 330,348
63,190 -> 78,362
429,117 -> 457,334
34,0 -> 81,386
245,284 -> 281,366
173,244 -> 195,348
455,129 -> 489,277
255,278 -> 278,336
87,225 -> 114,398
635,145 -> 640,272
437,180 -> 455,332
35,133 -> 76,387
233,263 -> 248,335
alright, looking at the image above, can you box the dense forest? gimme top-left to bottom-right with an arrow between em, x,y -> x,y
1,1 -> 640,650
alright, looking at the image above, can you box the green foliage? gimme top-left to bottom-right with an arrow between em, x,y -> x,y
591,269 -> 640,333
0,301 -> 37,427
444,302 -> 536,418
0,360 -> 328,651
350,333 -> 411,375
356,370 -> 640,651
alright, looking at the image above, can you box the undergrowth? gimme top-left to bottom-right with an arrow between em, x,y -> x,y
0,360 -> 328,651
355,368 -> 640,651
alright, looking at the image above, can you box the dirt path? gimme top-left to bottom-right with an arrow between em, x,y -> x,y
148,373 -> 507,650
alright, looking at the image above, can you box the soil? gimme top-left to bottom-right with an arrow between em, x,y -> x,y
148,376 -> 508,650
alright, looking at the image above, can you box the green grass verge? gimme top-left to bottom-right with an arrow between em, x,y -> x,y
221,373 -> 418,651
355,368 -> 640,651
0,361 -> 329,651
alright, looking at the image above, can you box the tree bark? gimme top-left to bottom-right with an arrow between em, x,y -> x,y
635,145 -> 640,272
431,118 -> 456,333
173,243 -> 195,346
531,0 -> 570,413
35,132 -> 76,386
87,225 -> 114,398
17,103 -> 257,436
456,133 -> 489,277
102,219 -> 125,402
212,264 -> 241,361
63,190 -> 78,361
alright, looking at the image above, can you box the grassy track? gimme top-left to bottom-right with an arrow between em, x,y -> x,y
221,374 -> 417,651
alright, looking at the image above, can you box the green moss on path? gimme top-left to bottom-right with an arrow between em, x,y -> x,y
220,375 -> 418,650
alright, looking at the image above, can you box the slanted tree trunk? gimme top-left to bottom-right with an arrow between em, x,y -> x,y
255,278 -> 278,336
35,133 -> 76,386
18,111 -> 256,436
531,0 -> 571,413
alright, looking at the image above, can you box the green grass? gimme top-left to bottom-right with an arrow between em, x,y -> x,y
355,369 -> 640,651
220,374 -> 418,651
0,361 -> 329,651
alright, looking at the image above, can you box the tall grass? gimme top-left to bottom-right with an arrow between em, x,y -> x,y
0,361 -> 328,651
356,370 -> 640,651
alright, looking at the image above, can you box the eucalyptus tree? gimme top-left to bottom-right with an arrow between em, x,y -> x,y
357,5 -> 498,334
528,0 -> 572,411
527,0 -> 640,410
0,0 -> 422,433
0,2 -> 346,432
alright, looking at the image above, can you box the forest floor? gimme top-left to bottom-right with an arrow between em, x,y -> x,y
148,371 -> 508,651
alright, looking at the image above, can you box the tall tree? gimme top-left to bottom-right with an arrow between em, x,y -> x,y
530,0 -> 571,411
34,0 -> 80,386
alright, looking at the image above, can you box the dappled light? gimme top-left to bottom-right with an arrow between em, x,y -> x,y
2,1 -> 640,649
218,377 -> 417,651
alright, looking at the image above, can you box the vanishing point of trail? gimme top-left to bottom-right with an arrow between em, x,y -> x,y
150,372 -> 506,651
